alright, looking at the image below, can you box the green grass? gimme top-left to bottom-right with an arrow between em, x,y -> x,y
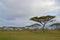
0,30 -> 60,40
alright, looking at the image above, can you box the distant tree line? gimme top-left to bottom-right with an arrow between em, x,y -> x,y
0,26 -> 25,31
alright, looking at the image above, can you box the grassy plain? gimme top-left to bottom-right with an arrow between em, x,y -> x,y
0,30 -> 60,40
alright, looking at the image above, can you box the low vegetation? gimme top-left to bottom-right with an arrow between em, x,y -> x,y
0,30 -> 60,40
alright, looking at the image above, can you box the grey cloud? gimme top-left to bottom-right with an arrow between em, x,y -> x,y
0,0 -> 60,26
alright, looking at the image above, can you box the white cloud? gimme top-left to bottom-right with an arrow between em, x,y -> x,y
0,0 -> 60,26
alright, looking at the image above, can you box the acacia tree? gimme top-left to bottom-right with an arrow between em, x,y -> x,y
26,23 -> 41,31
30,15 -> 55,32
30,23 -> 41,31
26,26 -> 31,31
50,23 -> 60,30
11,27 -> 16,31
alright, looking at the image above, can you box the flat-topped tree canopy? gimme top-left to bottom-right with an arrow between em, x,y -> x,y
30,23 -> 41,27
39,15 -> 55,20
26,23 -> 41,27
50,23 -> 60,30
30,15 -> 55,25
50,23 -> 60,26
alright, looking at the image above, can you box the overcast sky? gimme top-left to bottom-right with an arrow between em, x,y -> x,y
0,0 -> 60,27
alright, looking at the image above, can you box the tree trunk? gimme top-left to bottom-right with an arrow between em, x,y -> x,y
42,24 -> 45,32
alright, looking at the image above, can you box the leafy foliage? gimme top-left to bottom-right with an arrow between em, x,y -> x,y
30,15 -> 55,25
50,23 -> 60,26
50,23 -> 60,30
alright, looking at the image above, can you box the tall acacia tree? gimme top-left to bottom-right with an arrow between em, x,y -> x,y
30,15 -> 55,32
50,23 -> 60,30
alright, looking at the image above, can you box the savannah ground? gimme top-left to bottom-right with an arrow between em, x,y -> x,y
0,30 -> 60,40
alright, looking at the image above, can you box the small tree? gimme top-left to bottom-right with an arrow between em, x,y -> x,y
12,27 -> 16,31
50,23 -> 60,30
26,26 -> 31,31
30,23 -> 41,31
30,15 -> 55,32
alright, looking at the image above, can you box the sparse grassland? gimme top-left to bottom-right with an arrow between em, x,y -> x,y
0,30 -> 60,40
